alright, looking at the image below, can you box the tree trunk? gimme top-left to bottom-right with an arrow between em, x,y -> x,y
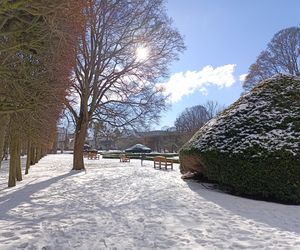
35,145 -> 42,163
0,114 -> 9,165
16,136 -> 22,181
8,121 -> 19,187
25,140 -> 31,175
38,146 -> 43,161
30,145 -> 35,165
51,131 -> 58,154
73,118 -> 88,170
41,147 -> 47,158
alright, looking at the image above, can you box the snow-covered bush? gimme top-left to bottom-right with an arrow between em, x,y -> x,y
179,74 -> 300,204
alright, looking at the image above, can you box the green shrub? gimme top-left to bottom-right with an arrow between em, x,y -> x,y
189,148 -> 300,204
179,75 -> 300,204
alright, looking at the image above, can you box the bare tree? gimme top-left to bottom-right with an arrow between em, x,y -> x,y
175,105 -> 209,135
243,26 -> 300,91
175,101 -> 225,143
204,100 -> 225,119
0,114 -> 9,165
67,0 -> 185,170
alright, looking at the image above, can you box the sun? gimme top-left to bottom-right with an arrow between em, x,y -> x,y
136,46 -> 149,61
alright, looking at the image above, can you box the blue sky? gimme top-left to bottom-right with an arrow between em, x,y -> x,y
156,0 -> 300,129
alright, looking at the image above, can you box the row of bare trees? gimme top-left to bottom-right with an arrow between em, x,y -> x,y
0,0 -> 185,182
0,1 -> 85,186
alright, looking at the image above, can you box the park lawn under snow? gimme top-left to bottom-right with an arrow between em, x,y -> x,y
0,154 -> 300,249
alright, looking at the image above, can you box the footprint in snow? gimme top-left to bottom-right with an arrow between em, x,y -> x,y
1,232 -> 14,238
137,218 -> 144,222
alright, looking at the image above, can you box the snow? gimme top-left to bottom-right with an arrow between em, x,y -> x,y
1,154 -> 300,249
188,74 -> 300,155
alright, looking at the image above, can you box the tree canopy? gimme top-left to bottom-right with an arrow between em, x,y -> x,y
175,105 -> 209,134
243,26 -> 300,91
67,0 -> 185,170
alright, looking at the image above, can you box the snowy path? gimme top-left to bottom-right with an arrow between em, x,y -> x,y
0,154 -> 300,249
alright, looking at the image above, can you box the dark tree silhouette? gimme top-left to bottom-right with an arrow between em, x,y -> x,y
175,105 -> 209,135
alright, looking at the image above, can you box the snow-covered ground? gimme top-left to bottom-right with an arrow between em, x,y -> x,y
0,154 -> 300,250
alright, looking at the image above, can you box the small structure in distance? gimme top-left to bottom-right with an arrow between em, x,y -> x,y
125,144 -> 151,153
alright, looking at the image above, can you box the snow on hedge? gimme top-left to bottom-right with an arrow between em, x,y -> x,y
188,74 -> 300,155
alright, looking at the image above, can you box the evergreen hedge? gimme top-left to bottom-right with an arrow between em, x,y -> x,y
179,75 -> 300,204
180,148 -> 300,204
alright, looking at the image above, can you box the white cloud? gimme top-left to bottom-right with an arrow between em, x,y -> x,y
239,73 -> 247,82
157,64 -> 236,103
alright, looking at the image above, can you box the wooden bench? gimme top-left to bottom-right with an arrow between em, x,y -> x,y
120,154 -> 130,162
153,156 -> 173,170
87,151 -> 99,160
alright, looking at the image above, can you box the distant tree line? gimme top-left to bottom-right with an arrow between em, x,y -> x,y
94,100 -> 225,152
175,100 -> 225,141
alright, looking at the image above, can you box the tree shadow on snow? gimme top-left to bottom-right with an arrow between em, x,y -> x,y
0,171 -> 79,217
186,180 -> 300,235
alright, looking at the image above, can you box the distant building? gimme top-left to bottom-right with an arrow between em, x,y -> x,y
125,144 -> 152,153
